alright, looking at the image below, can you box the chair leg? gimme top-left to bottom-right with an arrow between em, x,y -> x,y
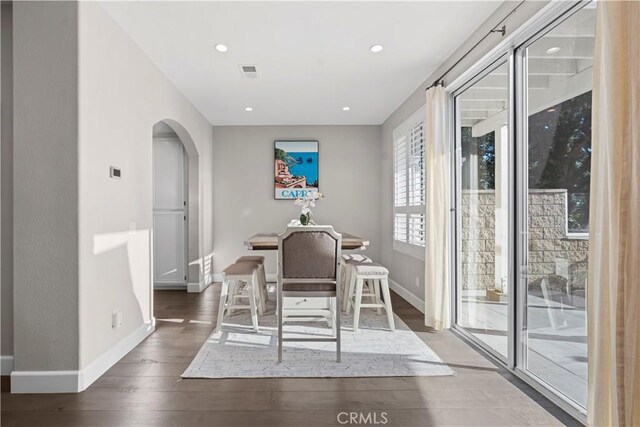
353,278 -> 364,332
380,278 -> 395,332
342,265 -> 352,312
228,280 -> 238,315
258,264 -> 268,308
253,271 -> 264,316
339,264 -> 347,300
215,278 -> 230,333
330,297 -> 337,335
278,288 -> 283,362
247,280 -> 259,333
335,295 -> 341,363
373,279 -> 382,315
345,269 -> 356,315
262,264 -> 268,299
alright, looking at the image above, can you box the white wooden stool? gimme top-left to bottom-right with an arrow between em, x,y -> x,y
340,254 -> 372,312
236,255 -> 268,312
345,262 -> 395,332
215,262 -> 262,333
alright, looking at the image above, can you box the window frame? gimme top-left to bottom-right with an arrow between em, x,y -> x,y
392,107 -> 426,260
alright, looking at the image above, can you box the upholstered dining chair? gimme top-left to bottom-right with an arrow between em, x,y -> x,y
277,226 -> 342,363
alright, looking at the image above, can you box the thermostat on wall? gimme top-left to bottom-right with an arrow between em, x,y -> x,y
110,166 -> 122,179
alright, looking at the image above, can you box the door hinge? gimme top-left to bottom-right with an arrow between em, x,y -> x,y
184,215 -> 186,220
184,201 -> 186,206
184,275 -> 187,281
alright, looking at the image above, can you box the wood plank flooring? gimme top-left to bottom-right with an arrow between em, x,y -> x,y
1,286 -> 580,426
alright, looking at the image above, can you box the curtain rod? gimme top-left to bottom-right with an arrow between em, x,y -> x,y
426,0 -> 526,90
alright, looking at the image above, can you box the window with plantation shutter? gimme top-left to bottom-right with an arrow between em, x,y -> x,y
393,108 -> 426,259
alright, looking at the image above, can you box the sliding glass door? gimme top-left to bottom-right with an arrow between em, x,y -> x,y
519,2 -> 595,409
454,60 -> 511,361
452,1 -> 594,417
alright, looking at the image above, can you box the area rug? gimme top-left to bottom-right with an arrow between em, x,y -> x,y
182,288 -> 454,379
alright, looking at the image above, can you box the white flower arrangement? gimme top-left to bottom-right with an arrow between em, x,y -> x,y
294,192 -> 325,225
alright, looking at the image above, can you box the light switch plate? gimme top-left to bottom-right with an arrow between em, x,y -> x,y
110,166 -> 122,179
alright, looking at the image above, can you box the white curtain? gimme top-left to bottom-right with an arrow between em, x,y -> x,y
424,85 -> 451,331
588,1 -> 640,425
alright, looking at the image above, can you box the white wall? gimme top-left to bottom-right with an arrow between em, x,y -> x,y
379,1 -> 549,305
212,126 -> 381,276
77,2 -> 214,370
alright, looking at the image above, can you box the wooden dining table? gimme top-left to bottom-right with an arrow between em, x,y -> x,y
244,232 -> 369,251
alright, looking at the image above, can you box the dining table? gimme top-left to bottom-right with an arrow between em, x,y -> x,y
244,232 -> 369,251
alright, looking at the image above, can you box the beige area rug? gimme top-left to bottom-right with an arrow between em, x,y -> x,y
182,287 -> 454,379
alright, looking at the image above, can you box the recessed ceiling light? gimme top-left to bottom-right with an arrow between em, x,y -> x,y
547,108 -> 556,112
546,46 -> 560,54
342,106 -> 351,111
370,44 -> 384,53
214,44 -> 228,53
244,107 -> 253,112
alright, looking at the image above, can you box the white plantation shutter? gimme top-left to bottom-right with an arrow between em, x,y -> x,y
409,213 -> 426,246
394,213 -> 407,243
394,136 -> 408,243
409,122 -> 426,207
394,136 -> 408,209
393,109 -> 426,257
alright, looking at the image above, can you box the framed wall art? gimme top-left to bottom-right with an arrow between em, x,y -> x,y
274,140 -> 319,200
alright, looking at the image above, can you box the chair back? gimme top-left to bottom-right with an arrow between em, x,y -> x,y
276,225 -> 343,363
278,226 -> 342,285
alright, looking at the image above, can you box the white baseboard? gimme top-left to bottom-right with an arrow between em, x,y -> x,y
388,279 -> 425,314
11,321 -> 155,393
212,273 -> 277,283
187,280 -> 209,293
10,370 -> 81,393
154,284 -> 187,290
188,274 -> 213,293
1,356 -> 14,375
80,321 -> 154,390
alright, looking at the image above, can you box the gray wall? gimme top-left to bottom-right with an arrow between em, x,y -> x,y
13,1 -> 79,370
1,0 -> 13,358
212,126 -> 381,276
379,1 -> 549,305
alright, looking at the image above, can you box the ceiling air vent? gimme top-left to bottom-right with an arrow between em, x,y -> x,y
239,65 -> 259,79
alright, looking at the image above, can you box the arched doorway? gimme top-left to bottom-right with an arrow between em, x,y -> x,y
152,120 -> 200,291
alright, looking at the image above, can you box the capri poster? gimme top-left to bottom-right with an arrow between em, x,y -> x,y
274,140 -> 319,200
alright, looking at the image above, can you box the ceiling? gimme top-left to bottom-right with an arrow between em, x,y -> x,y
458,3 -> 595,129
100,1 -> 503,126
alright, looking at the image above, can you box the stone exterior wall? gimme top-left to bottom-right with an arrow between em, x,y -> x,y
461,189 -> 589,291
461,191 -> 495,290
526,190 -> 589,286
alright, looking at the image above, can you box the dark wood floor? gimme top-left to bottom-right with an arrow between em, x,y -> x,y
1,286 -> 579,426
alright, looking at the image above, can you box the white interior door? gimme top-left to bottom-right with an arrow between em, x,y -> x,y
153,137 -> 187,288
